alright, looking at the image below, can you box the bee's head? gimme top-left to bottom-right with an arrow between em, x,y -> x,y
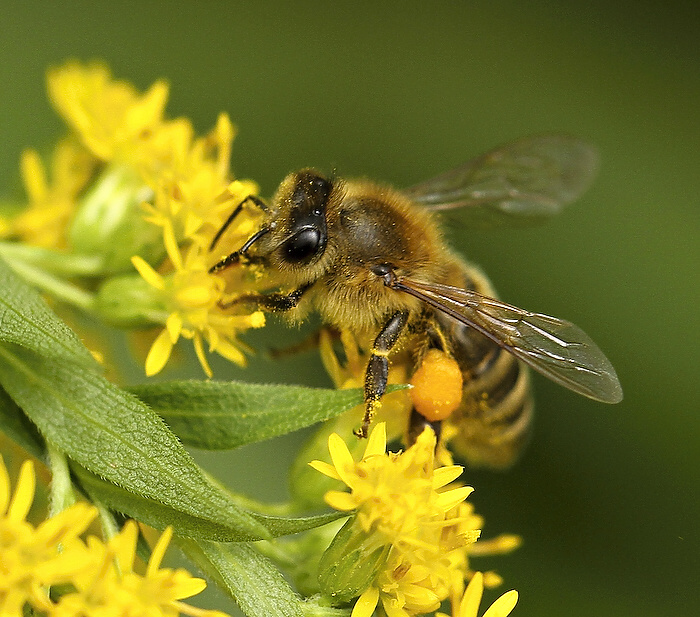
268,169 -> 331,265
209,170 -> 338,281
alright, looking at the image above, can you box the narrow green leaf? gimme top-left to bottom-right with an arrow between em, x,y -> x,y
0,386 -> 45,460
72,464 -> 258,541
130,380 -> 405,449
0,255 -> 96,368
0,343 -> 269,541
253,510 -> 347,537
74,461 -> 346,540
179,539 -> 304,617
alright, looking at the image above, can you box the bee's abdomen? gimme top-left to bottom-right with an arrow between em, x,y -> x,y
450,345 -> 534,468
437,260 -> 534,468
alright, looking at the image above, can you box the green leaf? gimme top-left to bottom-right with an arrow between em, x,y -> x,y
0,255 -> 96,368
178,539 -> 304,617
0,343 -> 269,541
253,510 -> 347,537
74,461 -> 346,540
72,463 -> 258,541
130,380 -> 405,449
0,386 -> 45,460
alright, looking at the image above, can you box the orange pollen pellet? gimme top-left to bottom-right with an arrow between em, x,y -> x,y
409,349 -> 463,421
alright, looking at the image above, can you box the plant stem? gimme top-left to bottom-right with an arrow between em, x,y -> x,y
0,241 -> 104,275
47,444 -> 76,516
3,257 -> 95,311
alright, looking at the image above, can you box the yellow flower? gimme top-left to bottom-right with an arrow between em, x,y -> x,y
48,61 -> 169,166
141,113 -> 261,249
50,521 -> 229,617
47,61 -> 259,252
438,573 -> 518,617
132,221 -> 265,377
9,137 -> 96,248
351,549 -> 447,617
311,423 -> 470,547
311,424 -> 520,616
0,455 -> 98,616
311,425 -> 486,615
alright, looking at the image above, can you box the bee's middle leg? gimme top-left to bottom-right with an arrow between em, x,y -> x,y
356,309 -> 409,438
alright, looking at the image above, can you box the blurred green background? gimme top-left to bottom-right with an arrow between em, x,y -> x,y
2,2 -> 698,616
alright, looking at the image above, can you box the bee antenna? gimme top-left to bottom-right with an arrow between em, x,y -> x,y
209,226 -> 270,274
209,194 -> 269,252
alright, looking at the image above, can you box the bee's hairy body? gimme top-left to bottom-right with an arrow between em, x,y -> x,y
210,135 -> 621,468
215,170 -> 532,466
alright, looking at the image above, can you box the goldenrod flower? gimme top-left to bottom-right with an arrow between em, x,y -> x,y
0,456 -> 97,616
311,424 -> 519,616
50,521 -> 229,617
47,61 -> 258,253
140,115 -> 261,249
311,423 -> 469,546
132,221 -> 265,377
48,61 -> 169,167
9,137 -> 96,248
311,425 -> 479,615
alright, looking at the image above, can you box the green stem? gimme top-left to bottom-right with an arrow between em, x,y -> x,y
3,257 -> 95,311
47,443 -> 76,516
0,241 -> 105,276
300,600 -> 352,617
94,498 -> 120,541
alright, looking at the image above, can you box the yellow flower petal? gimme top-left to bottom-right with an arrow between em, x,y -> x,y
0,455 -> 10,514
363,422 -> 387,459
8,460 -> 35,522
469,534 -> 522,556
212,337 -> 247,367
324,490 -> 359,512
307,460 -> 341,480
166,311 -> 184,342
432,465 -> 464,489
483,590 -> 518,617
436,486 -> 474,513
192,332 -> 213,377
352,586 -> 380,617
162,220 -> 183,270
146,329 -> 174,376
328,433 -> 357,488
147,525 -> 173,575
459,572 -> 484,617
20,149 -> 48,202
131,255 -> 165,290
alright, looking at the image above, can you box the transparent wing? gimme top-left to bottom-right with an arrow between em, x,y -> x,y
395,278 -> 622,403
402,134 -> 599,228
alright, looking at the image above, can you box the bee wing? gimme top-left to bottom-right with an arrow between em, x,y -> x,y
396,278 -> 623,403
403,134 -> 599,228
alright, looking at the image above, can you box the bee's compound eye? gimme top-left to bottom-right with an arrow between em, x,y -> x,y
283,227 -> 323,263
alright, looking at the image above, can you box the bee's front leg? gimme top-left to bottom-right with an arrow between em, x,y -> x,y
219,283 -> 312,312
356,309 -> 409,438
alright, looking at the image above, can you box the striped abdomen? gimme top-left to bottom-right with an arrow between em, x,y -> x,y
436,262 -> 534,469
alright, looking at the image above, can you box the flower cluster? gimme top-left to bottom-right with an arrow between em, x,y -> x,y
310,424 -> 519,617
0,455 -> 227,617
0,61 -> 266,376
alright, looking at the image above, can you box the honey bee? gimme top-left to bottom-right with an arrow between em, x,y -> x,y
209,134 -> 623,468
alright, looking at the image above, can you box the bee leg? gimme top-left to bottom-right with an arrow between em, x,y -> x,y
219,283 -> 312,311
355,310 -> 409,438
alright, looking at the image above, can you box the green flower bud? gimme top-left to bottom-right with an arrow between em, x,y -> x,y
94,273 -> 167,327
318,518 -> 390,605
69,164 -> 164,273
